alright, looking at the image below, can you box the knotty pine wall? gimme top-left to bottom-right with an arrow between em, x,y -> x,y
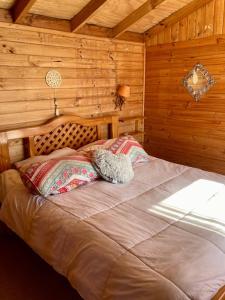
147,0 -> 225,46
0,24 -> 144,162
145,0 -> 225,175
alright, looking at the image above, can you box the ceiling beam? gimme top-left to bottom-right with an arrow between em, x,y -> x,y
145,0 -> 212,37
0,8 -> 12,23
77,24 -> 144,43
22,13 -> 71,32
0,8 -> 144,43
11,0 -> 37,23
110,0 -> 165,38
71,0 -> 108,32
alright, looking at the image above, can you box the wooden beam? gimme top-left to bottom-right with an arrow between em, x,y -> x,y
0,8 -> 12,23
76,23 -> 111,37
0,8 -> 144,43
116,31 -> 144,43
145,0 -> 212,37
71,0 -> 108,32
111,0 -> 165,38
22,13 -> 71,32
77,24 -> 144,43
11,0 -> 37,23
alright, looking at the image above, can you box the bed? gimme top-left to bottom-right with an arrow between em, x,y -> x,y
0,114 -> 225,300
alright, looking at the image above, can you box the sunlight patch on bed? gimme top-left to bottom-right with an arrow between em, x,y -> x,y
148,179 -> 225,235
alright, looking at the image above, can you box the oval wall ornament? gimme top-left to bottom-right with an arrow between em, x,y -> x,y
45,70 -> 62,88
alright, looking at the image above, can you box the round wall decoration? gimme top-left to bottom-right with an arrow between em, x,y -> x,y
45,70 -> 62,88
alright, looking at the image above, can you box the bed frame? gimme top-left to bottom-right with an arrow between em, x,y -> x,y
0,114 -> 119,172
212,286 -> 225,300
0,113 -> 224,300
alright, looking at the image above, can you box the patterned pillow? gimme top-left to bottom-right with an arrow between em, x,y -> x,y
77,136 -> 149,165
15,147 -> 77,173
19,154 -> 98,197
77,139 -> 111,153
108,136 -> 149,165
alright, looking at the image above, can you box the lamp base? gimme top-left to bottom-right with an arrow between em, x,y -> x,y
113,96 -> 125,111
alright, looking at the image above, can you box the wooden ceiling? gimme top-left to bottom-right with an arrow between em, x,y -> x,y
0,0 -> 210,42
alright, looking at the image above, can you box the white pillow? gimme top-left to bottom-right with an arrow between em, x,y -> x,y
15,147 -> 77,172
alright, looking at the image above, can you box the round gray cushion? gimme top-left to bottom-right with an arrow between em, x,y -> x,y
92,149 -> 134,184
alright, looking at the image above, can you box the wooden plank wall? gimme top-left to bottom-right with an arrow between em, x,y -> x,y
0,24 -> 144,162
147,0 -> 225,46
145,0 -> 225,174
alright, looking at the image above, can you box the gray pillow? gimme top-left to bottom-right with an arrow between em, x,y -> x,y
92,149 -> 134,184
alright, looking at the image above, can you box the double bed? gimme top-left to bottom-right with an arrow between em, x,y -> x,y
0,115 -> 225,300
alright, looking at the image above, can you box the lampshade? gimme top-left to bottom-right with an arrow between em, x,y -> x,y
117,85 -> 130,98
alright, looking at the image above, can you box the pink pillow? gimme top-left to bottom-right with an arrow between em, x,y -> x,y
15,147 -> 77,173
19,153 -> 98,197
77,139 -> 111,153
108,136 -> 149,164
78,136 -> 149,165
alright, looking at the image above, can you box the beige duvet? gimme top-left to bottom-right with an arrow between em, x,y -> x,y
0,156 -> 225,300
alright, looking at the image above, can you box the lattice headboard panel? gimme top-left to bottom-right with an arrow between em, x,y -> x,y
0,114 -> 118,172
32,122 -> 98,155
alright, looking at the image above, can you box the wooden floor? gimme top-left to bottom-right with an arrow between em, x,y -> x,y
0,223 -> 83,300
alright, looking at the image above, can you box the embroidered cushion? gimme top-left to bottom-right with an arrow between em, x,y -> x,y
15,147 -> 77,173
19,153 -> 98,197
108,136 -> 149,165
92,149 -> 134,184
77,139 -> 111,153
78,136 -> 149,165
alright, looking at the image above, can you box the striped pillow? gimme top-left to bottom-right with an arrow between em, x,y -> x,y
77,139 -> 112,153
107,136 -> 149,165
77,136 -> 149,165
20,154 -> 98,197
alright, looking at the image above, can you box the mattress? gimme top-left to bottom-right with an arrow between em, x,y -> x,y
0,156 -> 225,300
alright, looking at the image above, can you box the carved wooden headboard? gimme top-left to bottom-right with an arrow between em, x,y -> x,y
0,114 -> 119,172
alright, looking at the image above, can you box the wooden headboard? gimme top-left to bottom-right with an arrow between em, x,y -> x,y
0,114 -> 118,172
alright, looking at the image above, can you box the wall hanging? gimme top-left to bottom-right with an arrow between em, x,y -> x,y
182,64 -> 215,101
114,85 -> 130,110
45,70 -> 62,116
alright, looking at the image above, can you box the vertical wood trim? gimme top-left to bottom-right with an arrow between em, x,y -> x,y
28,136 -> 36,157
0,133 -> 10,172
111,115 -> 119,138
97,125 -> 104,139
196,4 -> 205,38
204,0 -> 215,37
179,17 -> 188,41
222,0 -> 225,33
164,26 -> 171,43
214,0 -> 224,34
187,10 -> 197,40
171,22 -> 180,42
142,44 -> 146,138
